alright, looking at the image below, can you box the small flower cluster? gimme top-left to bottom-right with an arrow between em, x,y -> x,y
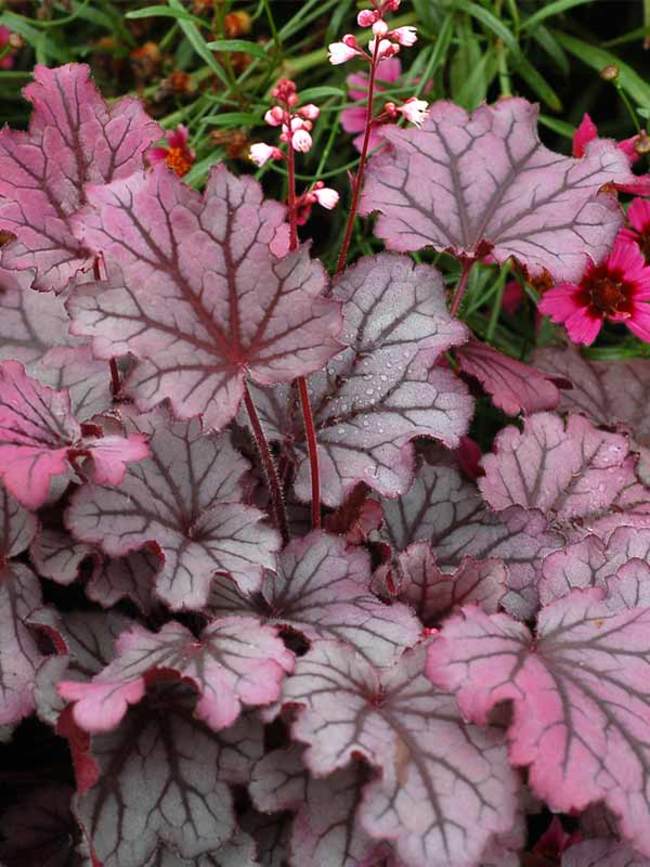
328,0 -> 417,65
249,79 -> 339,221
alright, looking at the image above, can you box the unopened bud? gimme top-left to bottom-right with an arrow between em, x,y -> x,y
600,64 -> 619,81
635,131 -> 650,155
7,33 -> 23,50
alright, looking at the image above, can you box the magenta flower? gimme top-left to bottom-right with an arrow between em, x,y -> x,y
572,112 -> 641,163
341,57 -> 401,152
147,125 -> 195,177
538,239 -> 650,345
621,197 -> 650,264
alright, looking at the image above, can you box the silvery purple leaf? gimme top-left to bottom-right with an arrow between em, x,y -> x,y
535,346 -> 650,484
73,686 -> 263,867
68,165 -> 341,431
0,486 -> 37,560
540,527 -> 650,606
240,811 -> 290,867
0,64 -> 161,293
251,253 -> 472,507
480,412 -> 650,537
34,609 -> 134,725
427,590 -> 650,857
208,530 -> 420,667
361,98 -> 632,281
32,346 -> 112,420
380,461 -> 562,618
66,414 -> 280,610
250,746 -> 400,867
396,541 -> 506,624
562,839 -> 650,866
0,564 -> 46,725
59,616 -> 294,733
281,640 -> 519,867
456,339 -> 560,415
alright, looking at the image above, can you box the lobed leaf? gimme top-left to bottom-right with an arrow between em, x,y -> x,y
562,839 -> 650,866
69,164 -> 341,431
73,686 -> 263,867
361,98 -> 633,281
282,640 -> 519,867
209,530 -> 421,667
59,616 -> 294,733
0,64 -> 161,293
251,253 -> 472,507
66,412 -> 280,610
427,591 -> 650,856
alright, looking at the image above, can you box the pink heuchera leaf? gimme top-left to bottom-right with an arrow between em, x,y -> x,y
479,412 -> 637,525
0,564 -> 46,725
0,486 -> 37,560
535,346 -> 650,484
562,839 -> 650,866
209,530 -> 420,667
68,164 -> 341,431
396,541 -> 507,624
281,640 -> 519,867
66,413 -> 280,610
249,253 -> 472,506
142,831 -> 259,866
250,746 -> 401,867
456,338 -> 560,415
0,64 -> 161,293
0,360 -> 148,508
540,527 -> 650,606
32,346 -> 113,420
72,684 -> 263,867
59,616 -> 294,733
427,590 -> 650,857
360,98 -> 634,282
380,460 -> 562,618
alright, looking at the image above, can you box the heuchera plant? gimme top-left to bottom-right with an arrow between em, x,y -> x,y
1,3 -> 650,865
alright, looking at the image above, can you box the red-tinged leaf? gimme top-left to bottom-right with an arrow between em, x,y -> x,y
427,592 -> 650,857
480,412 -> 650,537
66,413 -> 280,610
56,705 -> 100,794
0,564 -> 46,725
540,527 -> 650,606
281,641 -> 519,867
250,254 -> 471,507
209,530 -> 421,667
34,609 -> 135,725
68,165 -> 341,431
60,616 -> 294,733
361,99 -> 631,282
31,528 -> 93,586
323,484 -> 384,544
535,347 -> 650,484
73,685 -> 263,867
32,346 -> 113,421
380,461 -> 562,618
250,746 -> 401,867
456,339 -> 560,415
396,541 -> 506,624
0,784 -> 79,867
562,839 -> 650,866
0,361 -> 147,508
0,64 -> 161,293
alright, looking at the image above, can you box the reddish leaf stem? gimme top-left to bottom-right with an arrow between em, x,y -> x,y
243,382 -> 290,545
109,358 -> 121,397
335,39 -> 381,276
287,129 -> 322,528
450,258 -> 475,318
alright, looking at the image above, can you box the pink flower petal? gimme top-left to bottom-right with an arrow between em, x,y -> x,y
564,308 -> 602,345
627,304 -> 650,343
340,106 -> 368,135
538,284 -> 583,322
628,197 -> 650,234
572,113 -> 598,158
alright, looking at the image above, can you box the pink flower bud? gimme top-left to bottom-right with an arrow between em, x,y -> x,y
357,9 -> 379,27
264,106 -> 284,127
249,143 -> 282,166
299,103 -> 320,120
389,26 -> 418,46
291,129 -> 313,153
342,34 -> 359,48
397,97 -> 429,126
328,39 -> 360,65
313,186 -> 340,210
372,19 -> 389,36
384,0 -> 401,11
369,37 -> 399,59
